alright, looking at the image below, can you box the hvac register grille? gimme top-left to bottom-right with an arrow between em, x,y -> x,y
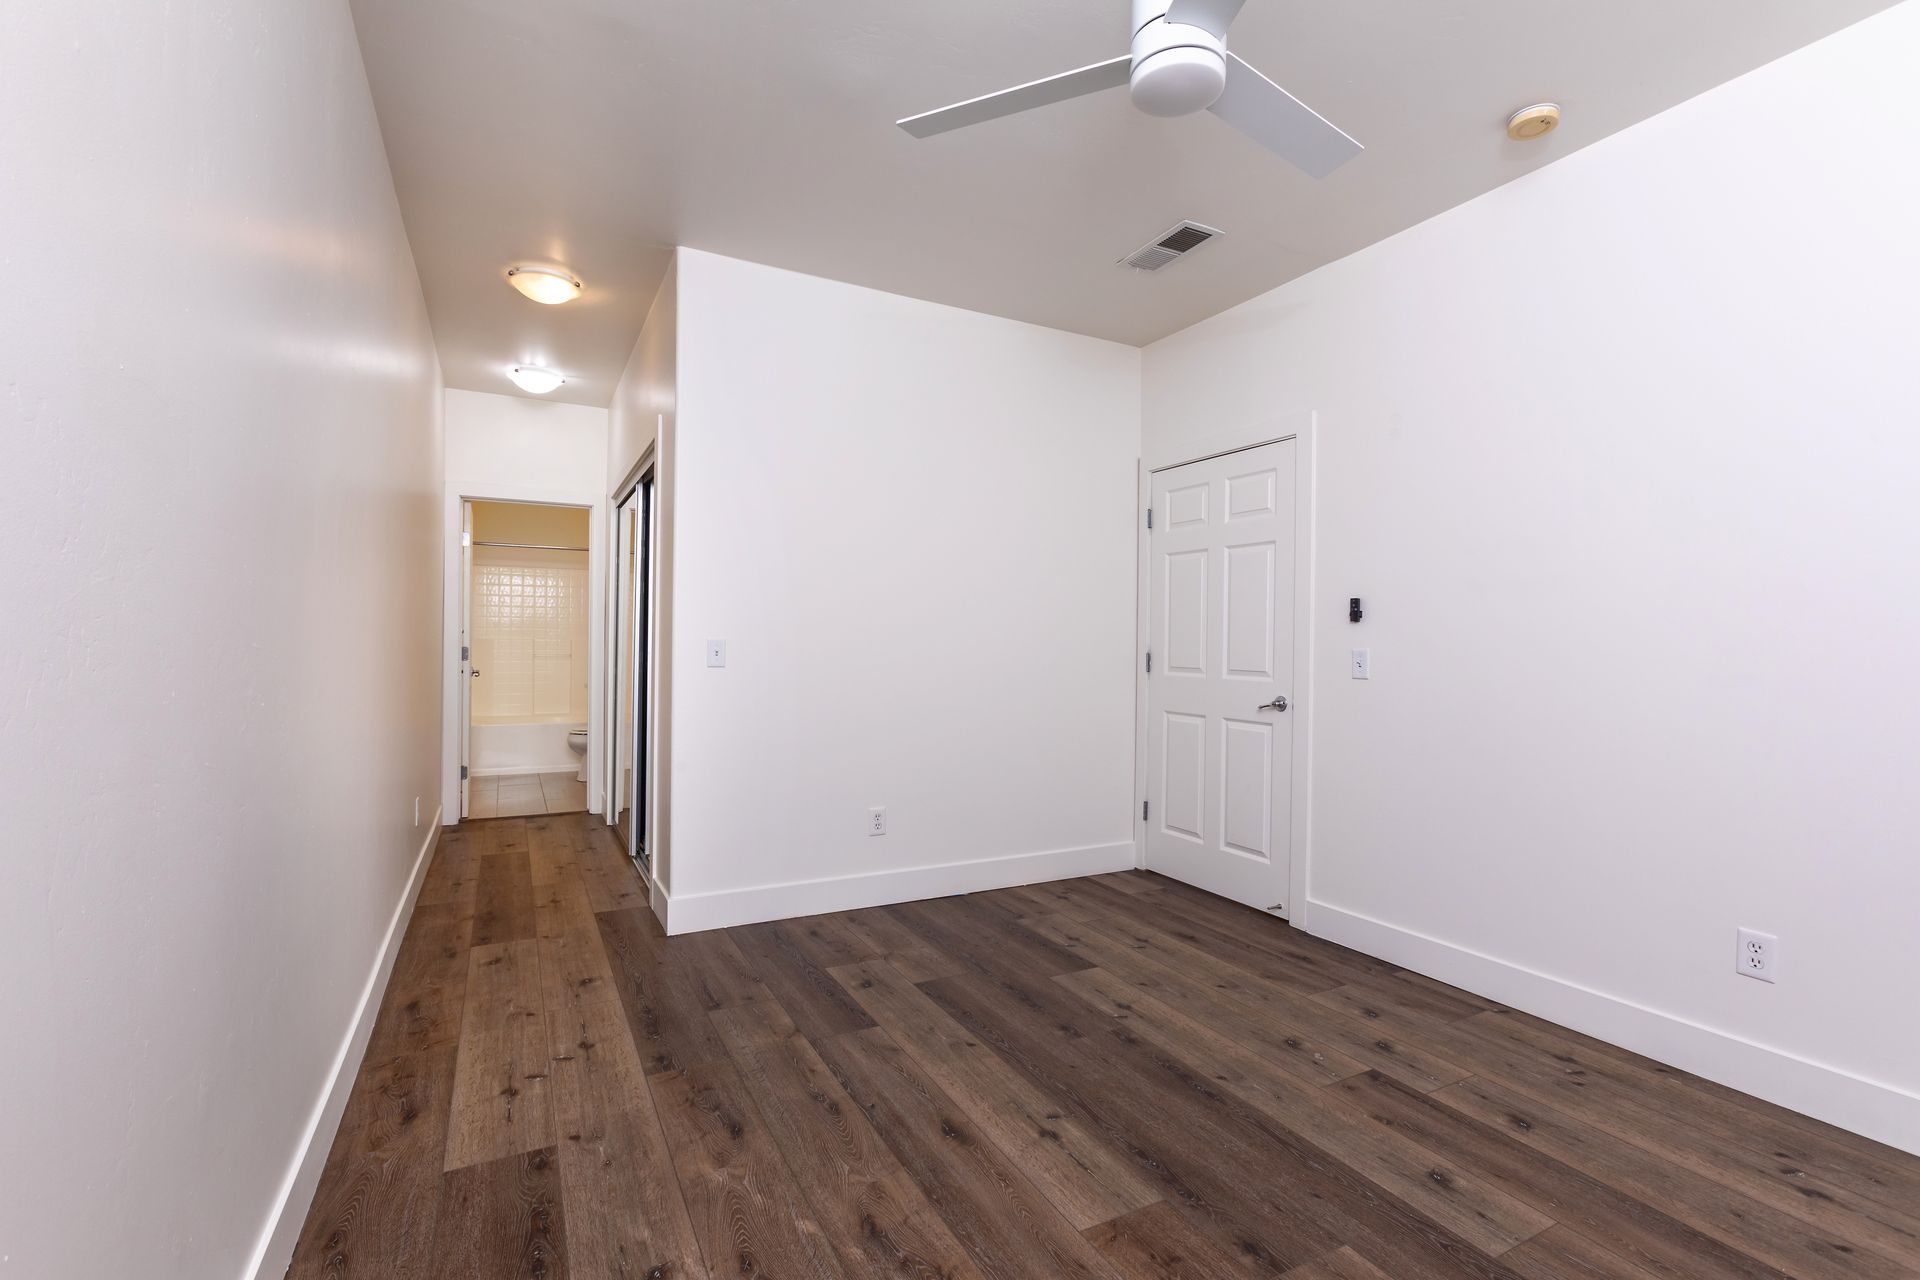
1120,221 -> 1222,271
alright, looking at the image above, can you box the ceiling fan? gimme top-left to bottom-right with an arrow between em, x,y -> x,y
897,0 -> 1361,179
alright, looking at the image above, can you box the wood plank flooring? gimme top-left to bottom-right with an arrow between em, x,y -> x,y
289,812 -> 1920,1279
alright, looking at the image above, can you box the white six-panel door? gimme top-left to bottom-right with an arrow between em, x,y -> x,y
1146,440 -> 1297,913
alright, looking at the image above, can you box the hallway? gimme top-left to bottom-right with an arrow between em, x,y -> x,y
289,813 -> 1920,1279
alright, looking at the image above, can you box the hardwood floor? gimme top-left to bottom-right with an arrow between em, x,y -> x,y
289,812 -> 1920,1279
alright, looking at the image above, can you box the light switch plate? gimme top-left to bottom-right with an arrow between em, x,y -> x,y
706,639 -> 726,668
1351,648 -> 1370,679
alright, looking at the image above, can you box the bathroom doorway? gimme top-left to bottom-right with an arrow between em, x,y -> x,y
610,467 -> 654,872
461,499 -> 592,818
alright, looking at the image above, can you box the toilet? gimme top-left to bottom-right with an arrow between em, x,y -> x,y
566,728 -> 588,782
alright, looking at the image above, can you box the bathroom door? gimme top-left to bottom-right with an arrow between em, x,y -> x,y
460,500 -> 474,819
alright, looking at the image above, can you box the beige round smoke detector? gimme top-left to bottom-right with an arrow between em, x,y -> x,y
1507,103 -> 1562,141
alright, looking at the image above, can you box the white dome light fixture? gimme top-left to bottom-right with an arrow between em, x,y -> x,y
505,264 -> 583,305
507,365 -> 566,395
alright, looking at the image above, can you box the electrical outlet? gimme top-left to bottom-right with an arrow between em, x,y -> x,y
1736,928 -> 1778,983
1351,648 -> 1370,679
706,638 -> 727,668
867,806 -> 887,836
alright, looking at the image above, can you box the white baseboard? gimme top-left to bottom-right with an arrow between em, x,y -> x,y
470,765 -> 578,778
662,839 -> 1138,935
647,860 -> 670,927
243,809 -> 444,1280
1302,897 -> 1920,1157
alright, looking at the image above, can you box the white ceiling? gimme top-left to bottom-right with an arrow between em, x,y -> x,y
350,0 -> 1897,408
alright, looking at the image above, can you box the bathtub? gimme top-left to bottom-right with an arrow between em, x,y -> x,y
471,718 -> 583,776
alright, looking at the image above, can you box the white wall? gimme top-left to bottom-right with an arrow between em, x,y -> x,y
610,254 -> 678,488
443,388 -> 609,816
1141,3 -> 1920,1152
449,386 -> 611,493
664,250 -> 1141,929
0,2 -> 446,1277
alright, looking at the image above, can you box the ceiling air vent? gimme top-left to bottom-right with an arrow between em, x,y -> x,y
1120,221 -> 1222,272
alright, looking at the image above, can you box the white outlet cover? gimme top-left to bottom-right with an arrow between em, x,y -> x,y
1736,927 -> 1778,983
706,638 -> 726,667
868,806 -> 887,836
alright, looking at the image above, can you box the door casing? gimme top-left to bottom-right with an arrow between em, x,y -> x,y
442,483 -> 606,827
460,500 -> 473,819
607,453 -> 658,879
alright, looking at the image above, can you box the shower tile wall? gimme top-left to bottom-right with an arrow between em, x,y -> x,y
472,552 -> 590,721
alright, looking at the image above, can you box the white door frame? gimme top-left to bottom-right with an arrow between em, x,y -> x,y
440,481 -> 608,827
608,485 -> 634,836
606,445 -> 663,908
606,453 -> 657,865
460,500 -> 474,819
1133,411 -> 1317,925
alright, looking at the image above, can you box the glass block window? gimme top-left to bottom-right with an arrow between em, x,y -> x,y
471,550 -> 590,722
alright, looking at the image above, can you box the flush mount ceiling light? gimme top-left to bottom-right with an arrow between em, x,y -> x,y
507,365 -> 566,395
1507,103 -> 1562,141
505,264 -> 583,305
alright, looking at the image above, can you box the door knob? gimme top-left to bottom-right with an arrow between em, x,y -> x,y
1257,695 -> 1288,712
471,668 -> 482,678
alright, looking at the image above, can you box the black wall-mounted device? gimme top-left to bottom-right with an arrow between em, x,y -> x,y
1349,597 -> 1363,623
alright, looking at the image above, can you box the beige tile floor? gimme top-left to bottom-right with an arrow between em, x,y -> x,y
467,770 -> 586,818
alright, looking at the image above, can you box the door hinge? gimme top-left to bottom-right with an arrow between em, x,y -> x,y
1146,507 -> 1153,530
1145,650 -> 1152,674
1142,799 -> 1149,821
460,765 -> 469,781
461,531 -> 471,547
461,644 -> 470,661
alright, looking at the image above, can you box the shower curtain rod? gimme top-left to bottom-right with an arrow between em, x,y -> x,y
470,540 -> 590,552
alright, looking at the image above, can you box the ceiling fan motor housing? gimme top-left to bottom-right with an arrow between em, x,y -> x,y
1129,0 -> 1227,117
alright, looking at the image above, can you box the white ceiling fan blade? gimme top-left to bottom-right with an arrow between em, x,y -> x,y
897,55 -> 1132,138
1164,0 -> 1248,39
1208,52 -> 1362,178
